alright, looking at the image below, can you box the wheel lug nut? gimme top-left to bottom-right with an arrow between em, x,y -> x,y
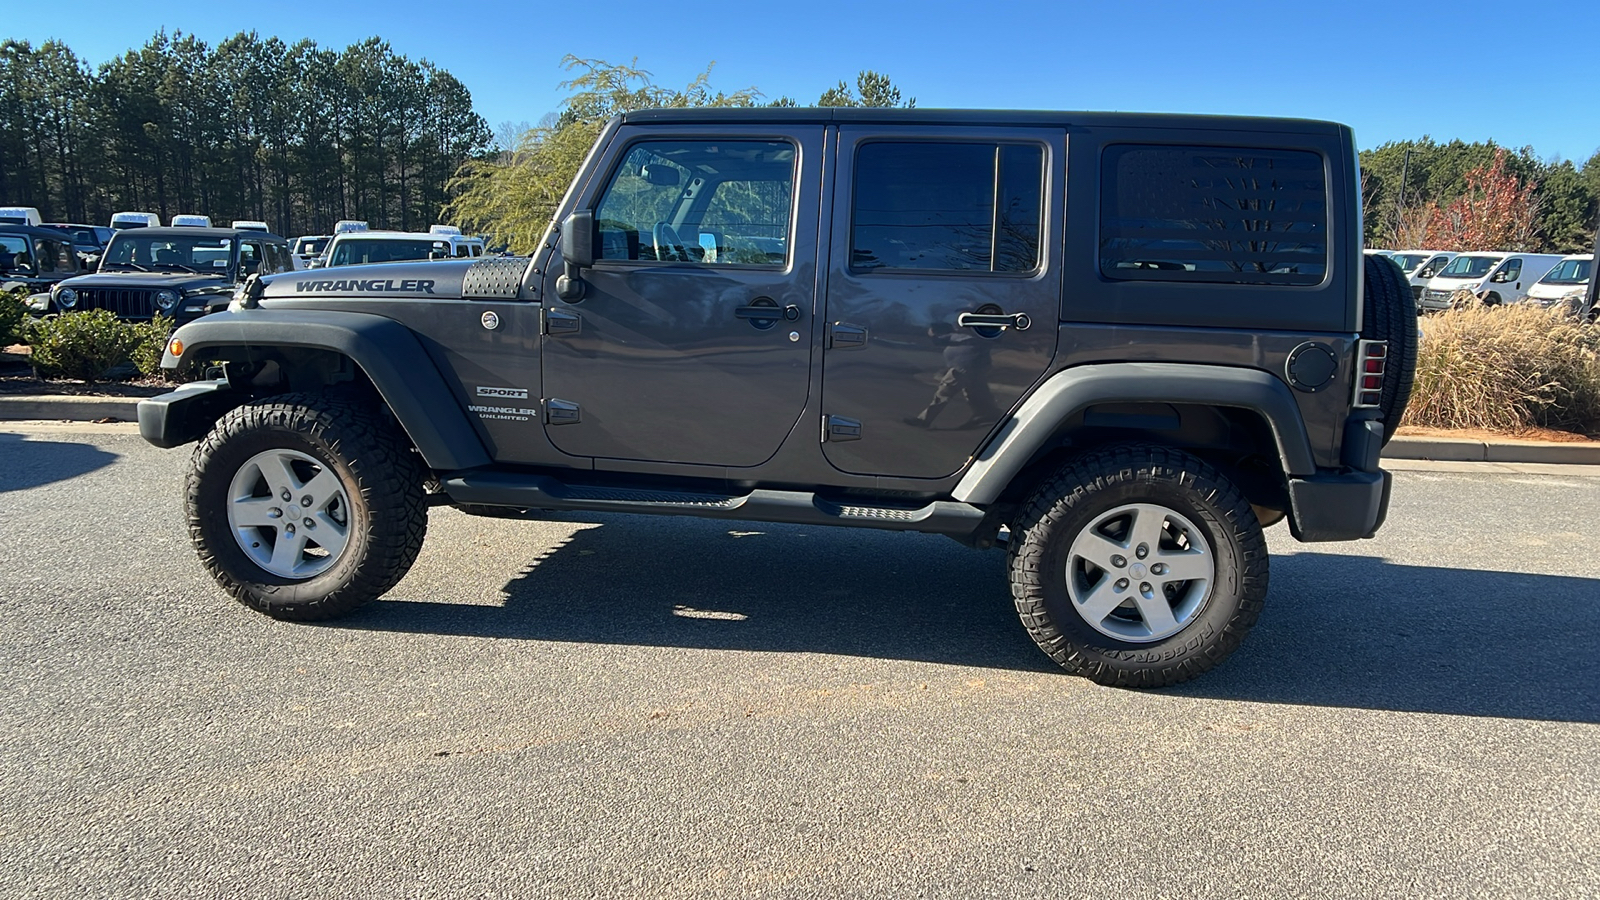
267,507 -> 282,519
1115,578 -> 1129,589
1141,582 -> 1152,594
281,490 -> 292,502
1136,544 -> 1149,559
301,496 -> 312,507
1152,563 -> 1167,576
304,518 -> 315,528
1111,555 -> 1127,568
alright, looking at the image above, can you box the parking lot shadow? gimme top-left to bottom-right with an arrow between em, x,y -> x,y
348,518 -> 1600,724
0,431 -> 119,493
1173,551 -> 1600,724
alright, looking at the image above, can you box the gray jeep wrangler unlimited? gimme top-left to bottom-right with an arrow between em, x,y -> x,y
138,109 -> 1415,687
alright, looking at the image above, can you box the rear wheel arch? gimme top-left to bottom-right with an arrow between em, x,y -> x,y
986,402 -> 1289,516
955,363 -> 1315,507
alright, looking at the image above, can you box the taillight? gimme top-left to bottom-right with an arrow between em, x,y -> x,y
1353,340 -> 1387,408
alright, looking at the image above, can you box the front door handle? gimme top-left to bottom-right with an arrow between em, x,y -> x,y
734,299 -> 800,330
957,311 -> 1032,331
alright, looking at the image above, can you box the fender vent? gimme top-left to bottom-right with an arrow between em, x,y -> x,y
463,258 -> 532,299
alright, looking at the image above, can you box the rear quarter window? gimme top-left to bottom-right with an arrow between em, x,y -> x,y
1099,145 -> 1328,286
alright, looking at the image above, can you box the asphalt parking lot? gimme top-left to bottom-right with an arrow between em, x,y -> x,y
2,423 -> 1597,899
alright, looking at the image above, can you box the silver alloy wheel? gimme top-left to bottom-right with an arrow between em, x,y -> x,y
225,448 -> 352,579
1065,502 -> 1215,643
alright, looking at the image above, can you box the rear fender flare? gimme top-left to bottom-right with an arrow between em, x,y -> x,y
163,309 -> 491,471
954,362 -> 1317,505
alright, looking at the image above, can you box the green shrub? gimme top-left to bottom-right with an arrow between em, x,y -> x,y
0,286 -> 28,348
131,314 -> 175,379
24,310 -> 141,381
1403,304 -> 1600,434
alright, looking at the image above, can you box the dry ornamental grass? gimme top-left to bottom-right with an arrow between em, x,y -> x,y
1402,302 -> 1600,435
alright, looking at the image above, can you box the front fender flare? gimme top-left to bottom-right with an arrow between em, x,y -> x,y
953,362 -> 1316,505
162,309 -> 492,471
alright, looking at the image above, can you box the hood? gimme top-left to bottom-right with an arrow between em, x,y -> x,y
60,270 -> 232,292
1527,281 -> 1583,299
264,259 -> 476,299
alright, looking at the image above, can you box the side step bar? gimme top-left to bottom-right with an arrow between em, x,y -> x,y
440,471 -> 988,540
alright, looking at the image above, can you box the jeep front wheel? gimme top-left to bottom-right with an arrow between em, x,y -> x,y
185,394 -> 429,621
1008,444 -> 1269,687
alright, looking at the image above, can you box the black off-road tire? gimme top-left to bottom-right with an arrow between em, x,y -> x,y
1363,255 -> 1418,444
1008,444 -> 1269,688
185,393 -> 429,621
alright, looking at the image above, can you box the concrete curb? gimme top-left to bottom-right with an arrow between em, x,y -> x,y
0,394 -> 143,423
4,394 -> 1599,465
1383,435 -> 1600,465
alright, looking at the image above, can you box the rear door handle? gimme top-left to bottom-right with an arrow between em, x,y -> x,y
957,311 -> 1031,331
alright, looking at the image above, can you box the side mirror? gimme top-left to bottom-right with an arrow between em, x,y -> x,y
561,210 -> 594,269
557,211 -> 594,302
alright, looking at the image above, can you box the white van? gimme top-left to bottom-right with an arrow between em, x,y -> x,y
1525,254 -> 1593,312
322,230 -> 486,268
232,220 -> 270,232
1419,252 -> 1565,310
110,212 -> 161,230
170,214 -> 212,227
0,206 -> 43,227
1394,250 -> 1458,303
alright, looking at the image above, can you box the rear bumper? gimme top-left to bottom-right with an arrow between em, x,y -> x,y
1286,468 -> 1391,542
136,379 -> 241,448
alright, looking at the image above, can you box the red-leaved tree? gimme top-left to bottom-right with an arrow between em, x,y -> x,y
1423,149 -> 1542,250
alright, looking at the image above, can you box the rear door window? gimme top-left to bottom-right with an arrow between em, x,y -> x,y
849,142 -> 1043,273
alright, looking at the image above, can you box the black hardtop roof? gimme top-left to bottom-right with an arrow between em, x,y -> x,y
619,107 -> 1346,135
0,224 -> 82,242
109,226 -> 288,242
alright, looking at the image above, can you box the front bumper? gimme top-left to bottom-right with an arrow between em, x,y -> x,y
137,379 -> 242,449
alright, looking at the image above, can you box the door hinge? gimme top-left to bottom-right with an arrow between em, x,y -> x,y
828,322 -> 867,349
544,308 -> 581,335
823,415 -> 861,442
545,398 -> 581,425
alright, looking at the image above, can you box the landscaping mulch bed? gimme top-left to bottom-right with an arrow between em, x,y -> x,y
1,345 -> 171,398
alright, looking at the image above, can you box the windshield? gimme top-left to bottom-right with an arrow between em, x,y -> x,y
294,237 -> 329,256
327,238 -> 446,267
102,234 -> 234,273
1538,259 -> 1593,285
41,225 -> 102,246
1390,253 -> 1429,272
1438,255 -> 1502,279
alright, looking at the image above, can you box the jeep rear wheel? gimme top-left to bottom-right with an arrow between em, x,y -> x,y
1008,444 -> 1268,687
185,394 -> 429,621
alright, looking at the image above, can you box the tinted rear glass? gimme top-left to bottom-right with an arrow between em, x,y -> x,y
851,142 -> 1043,273
1099,145 -> 1327,285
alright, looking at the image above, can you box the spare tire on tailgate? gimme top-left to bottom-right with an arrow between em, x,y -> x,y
1362,255 -> 1418,444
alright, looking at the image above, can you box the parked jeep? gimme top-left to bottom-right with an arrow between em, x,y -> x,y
50,226 -> 293,322
1,224 -> 86,304
137,109 -> 1415,687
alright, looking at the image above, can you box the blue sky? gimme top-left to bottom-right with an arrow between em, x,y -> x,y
11,0 -> 1600,163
